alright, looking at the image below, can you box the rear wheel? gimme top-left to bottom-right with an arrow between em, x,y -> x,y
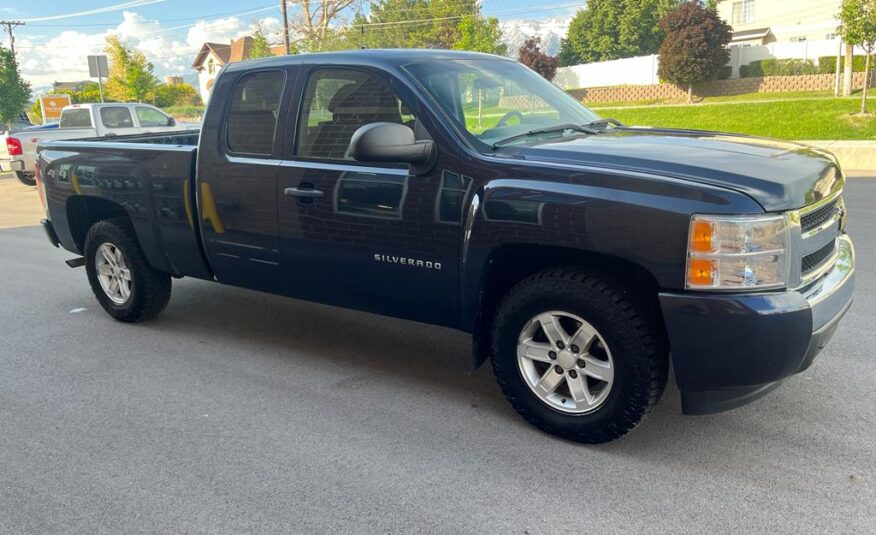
84,218 -> 171,322
15,171 -> 35,186
491,268 -> 668,444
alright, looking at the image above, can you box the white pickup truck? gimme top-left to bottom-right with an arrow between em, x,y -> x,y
1,103 -> 193,185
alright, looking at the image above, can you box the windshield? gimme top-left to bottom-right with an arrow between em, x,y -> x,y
404,59 -> 601,150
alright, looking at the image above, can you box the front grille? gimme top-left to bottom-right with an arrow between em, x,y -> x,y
801,199 -> 838,233
801,240 -> 836,275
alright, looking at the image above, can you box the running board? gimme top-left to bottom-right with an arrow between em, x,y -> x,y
65,257 -> 86,268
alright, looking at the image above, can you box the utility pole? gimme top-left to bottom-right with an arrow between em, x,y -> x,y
280,0 -> 291,55
0,20 -> 24,59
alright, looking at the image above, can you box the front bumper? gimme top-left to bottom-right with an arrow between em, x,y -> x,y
0,159 -> 24,173
660,234 -> 855,415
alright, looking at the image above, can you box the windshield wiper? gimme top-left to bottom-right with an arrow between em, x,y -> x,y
583,117 -> 624,128
492,123 -> 599,149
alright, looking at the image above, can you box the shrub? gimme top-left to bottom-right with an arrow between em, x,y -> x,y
716,65 -> 733,79
818,54 -> 876,73
163,105 -> 204,120
742,58 -> 818,77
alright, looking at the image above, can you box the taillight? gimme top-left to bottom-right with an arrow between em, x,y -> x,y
6,137 -> 22,156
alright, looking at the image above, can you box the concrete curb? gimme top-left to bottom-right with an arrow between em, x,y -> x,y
798,140 -> 876,174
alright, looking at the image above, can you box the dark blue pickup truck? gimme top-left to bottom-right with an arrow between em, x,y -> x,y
36,50 -> 855,443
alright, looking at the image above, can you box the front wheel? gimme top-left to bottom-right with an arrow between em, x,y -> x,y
84,217 -> 171,322
15,171 -> 35,186
491,268 -> 668,444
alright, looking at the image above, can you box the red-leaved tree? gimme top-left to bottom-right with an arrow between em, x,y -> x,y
518,36 -> 560,81
657,2 -> 731,102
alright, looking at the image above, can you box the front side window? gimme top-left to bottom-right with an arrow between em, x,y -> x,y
404,59 -> 600,151
136,106 -> 171,127
296,68 -> 419,160
225,70 -> 284,155
100,107 -> 134,129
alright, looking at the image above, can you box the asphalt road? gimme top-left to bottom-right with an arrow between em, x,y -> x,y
0,178 -> 873,534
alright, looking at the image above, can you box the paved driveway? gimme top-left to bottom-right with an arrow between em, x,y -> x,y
0,179 -> 873,534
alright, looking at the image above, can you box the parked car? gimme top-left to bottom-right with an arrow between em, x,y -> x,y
2,103 -> 189,186
36,50 -> 855,443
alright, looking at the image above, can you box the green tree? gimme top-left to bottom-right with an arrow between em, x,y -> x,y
246,27 -> 274,59
657,2 -> 732,102
150,83 -> 202,108
334,0 -> 482,50
838,0 -> 876,114
105,35 -> 158,102
559,0 -> 680,65
0,45 -> 31,130
452,15 -> 507,55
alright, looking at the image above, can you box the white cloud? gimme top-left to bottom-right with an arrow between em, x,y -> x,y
17,10 -> 280,93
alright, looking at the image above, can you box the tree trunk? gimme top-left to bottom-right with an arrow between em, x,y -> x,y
843,43 -> 854,97
687,84 -> 693,103
863,52 -> 871,115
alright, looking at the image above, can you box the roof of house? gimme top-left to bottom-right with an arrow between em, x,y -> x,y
193,37 -> 288,69
192,42 -> 231,69
730,27 -> 772,42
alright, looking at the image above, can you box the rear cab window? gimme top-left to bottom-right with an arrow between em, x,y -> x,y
59,108 -> 93,129
100,107 -> 135,129
225,70 -> 285,156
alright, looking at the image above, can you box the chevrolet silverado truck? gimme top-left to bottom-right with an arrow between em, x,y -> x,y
3,102 -> 187,186
36,50 -> 855,443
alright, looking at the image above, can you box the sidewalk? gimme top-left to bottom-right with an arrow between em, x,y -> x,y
798,140 -> 876,174
0,173 -> 44,229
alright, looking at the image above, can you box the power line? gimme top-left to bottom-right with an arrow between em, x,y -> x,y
20,0 -> 169,23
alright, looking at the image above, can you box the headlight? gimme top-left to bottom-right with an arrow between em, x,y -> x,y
686,214 -> 790,290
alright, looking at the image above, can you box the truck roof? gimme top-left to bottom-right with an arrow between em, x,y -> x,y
222,48 -> 511,73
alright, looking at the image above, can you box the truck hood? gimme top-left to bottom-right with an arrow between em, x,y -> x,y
511,128 -> 842,211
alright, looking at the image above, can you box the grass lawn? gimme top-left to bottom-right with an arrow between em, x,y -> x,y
591,98 -> 876,140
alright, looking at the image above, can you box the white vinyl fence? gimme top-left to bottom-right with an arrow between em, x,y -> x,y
554,38 -> 861,90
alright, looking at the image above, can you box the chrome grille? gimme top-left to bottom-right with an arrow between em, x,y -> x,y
801,199 -> 838,234
801,240 -> 836,275
795,191 -> 843,286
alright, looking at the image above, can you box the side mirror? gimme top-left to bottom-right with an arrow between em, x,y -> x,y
350,122 -> 434,171
167,117 -> 176,127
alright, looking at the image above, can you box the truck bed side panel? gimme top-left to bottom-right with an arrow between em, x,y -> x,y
40,141 -> 212,280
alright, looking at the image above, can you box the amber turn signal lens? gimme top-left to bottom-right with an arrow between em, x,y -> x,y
690,219 -> 714,253
687,258 -> 716,287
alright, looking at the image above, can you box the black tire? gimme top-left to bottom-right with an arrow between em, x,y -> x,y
15,171 -> 35,186
84,217 -> 171,322
491,268 -> 668,444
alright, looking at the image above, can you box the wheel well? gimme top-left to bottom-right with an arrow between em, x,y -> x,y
472,244 -> 663,368
66,196 -> 129,252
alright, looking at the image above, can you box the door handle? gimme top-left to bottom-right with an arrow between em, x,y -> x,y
284,187 -> 324,198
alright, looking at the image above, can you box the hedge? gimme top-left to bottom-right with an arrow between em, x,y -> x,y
743,58 -> 819,77
817,55 -> 876,74
164,105 -> 205,119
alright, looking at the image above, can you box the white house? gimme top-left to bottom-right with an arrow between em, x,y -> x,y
192,37 -> 286,103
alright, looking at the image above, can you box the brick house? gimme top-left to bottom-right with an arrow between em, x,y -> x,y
192,36 -> 286,103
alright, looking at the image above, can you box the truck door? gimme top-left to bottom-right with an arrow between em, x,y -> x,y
197,68 -> 291,294
277,66 -> 462,327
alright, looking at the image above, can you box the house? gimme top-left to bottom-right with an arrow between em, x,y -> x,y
192,36 -> 287,103
51,81 -> 92,93
717,0 -> 843,46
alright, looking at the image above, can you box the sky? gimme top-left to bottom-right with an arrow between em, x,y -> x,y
1,0 -> 583,92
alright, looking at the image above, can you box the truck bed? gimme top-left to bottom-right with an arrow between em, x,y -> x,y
38,128 -> 211,281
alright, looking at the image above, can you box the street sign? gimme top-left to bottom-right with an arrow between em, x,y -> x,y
39,94 -> 72,123
87,55 -> 109,78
